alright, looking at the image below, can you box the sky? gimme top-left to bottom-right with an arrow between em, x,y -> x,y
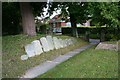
37,0 -> 61,20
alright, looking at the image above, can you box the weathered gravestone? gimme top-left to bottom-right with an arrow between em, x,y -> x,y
95,42 -> 116,50
59,39 -> 64,48
53,37 -> 61,49
117,40 -> 120,52
31,40 -> 43,55
25,44 -> 35,57
65,39 -> 70,46
40,37 -> 50,52
63,39 -> 67,47
71,38 -> 77,44
67,39 -> 72,46
46,36 -> 54,50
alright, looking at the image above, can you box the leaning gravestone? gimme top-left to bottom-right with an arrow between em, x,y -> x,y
70,38 -> 74,45
40,37 -> 50,52
117,40 -> 120,52
25,44 -> 35,57
63,39 -> 67,47
31,40 -> 43,55
46,36 -> 54,50
59,39 -> 64,48
67,39 -> 72,46
65,39 -> 69,46
53,37 -> 61,49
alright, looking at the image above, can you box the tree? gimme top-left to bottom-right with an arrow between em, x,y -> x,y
88,2 -> 120,41
48,2 -> 89,37
3,2 -> 47,36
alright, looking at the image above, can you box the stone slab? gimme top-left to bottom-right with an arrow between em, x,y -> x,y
95,43 -> 116,50
117,40 -> 120,52
40,37 -> 50,52
59,39 -> 64,48
25,44 -> 35,57
31,40 -> 43,55
63,39 -> 67,47
22,61 -> 58,78
53,37 -> 61,49
21,55 -> 28,60
46,36 -> 54,50
52,55 -> 71,63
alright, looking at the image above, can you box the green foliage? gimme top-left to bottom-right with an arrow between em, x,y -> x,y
88,2 -> 119,27
31,2 -> 47,17
2,2 -> 21,35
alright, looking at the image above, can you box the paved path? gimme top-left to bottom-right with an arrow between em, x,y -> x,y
20,39 -> 100,79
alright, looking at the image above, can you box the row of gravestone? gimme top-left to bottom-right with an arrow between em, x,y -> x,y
21,36 -> 77,60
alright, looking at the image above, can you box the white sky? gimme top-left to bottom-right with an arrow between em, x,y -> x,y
37,1 -> 61,20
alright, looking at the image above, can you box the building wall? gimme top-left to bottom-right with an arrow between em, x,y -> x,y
61,22 -> 66,26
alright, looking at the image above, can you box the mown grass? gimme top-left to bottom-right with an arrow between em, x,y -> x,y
37,46 -> 118,78
2,34 -> 88,78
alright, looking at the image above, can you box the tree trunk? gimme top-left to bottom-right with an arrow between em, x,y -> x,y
20,2 -> 36,36
85,29 -> 90,42
70,13 -> 78,38
100,28 -> 105,42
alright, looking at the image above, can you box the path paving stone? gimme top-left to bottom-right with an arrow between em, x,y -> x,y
52,55 -> 72,63
22,61 -> 58,78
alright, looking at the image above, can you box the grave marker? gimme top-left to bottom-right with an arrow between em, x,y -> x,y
40,37 -> 50,52
117,40 -> 120,52
25,44 -> 35,57
46,36 -> 54,50
31,40 -> 43,55
53,37 -> 61,49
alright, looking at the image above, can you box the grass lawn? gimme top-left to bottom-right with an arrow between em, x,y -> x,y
2,34 -> 88,78
37,46 -> 118,78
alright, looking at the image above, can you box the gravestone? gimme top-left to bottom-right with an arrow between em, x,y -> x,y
31,40 -> 43,55
46,36 -> 54,50
68,39 -> 73,45
63,39 -> 67,47
25,44 -> 35,57
40,37 -> 50,52
65,39 -> 70,46
53,37 -> 61,49
59,39 -> 64,48
117,40 -> 120,52
95,42 -> 116,50
72,38 -> 77,43
21,55 -> 28,60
